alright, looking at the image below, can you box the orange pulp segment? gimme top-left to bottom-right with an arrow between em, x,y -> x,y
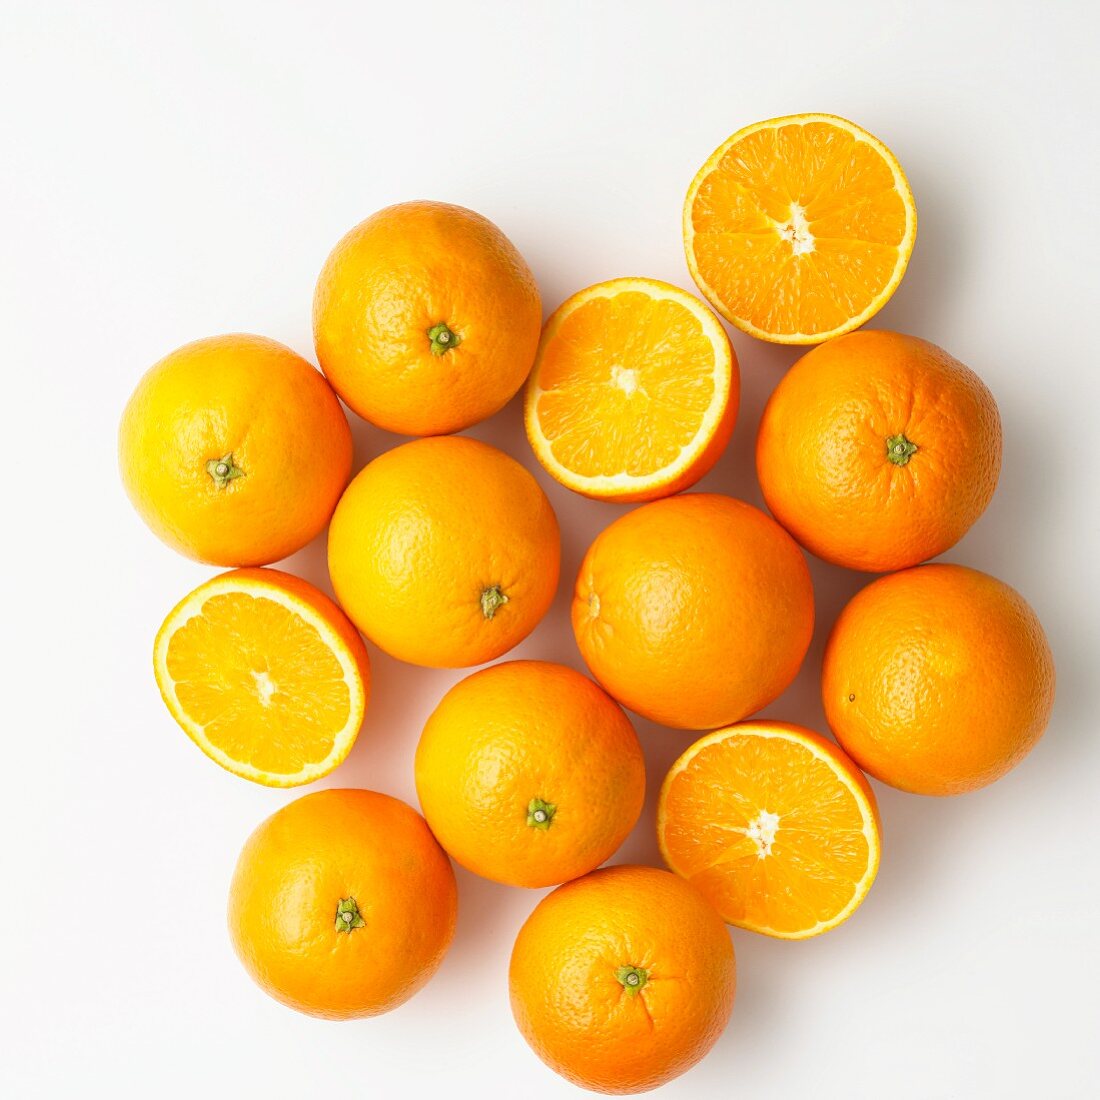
684,114 -> 917,344
524,277 -> 737,502
153,568 -> 370,786
657,721 -> 880,939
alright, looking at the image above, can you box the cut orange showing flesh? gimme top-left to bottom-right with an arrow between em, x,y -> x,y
684,114 -> 917,344
524,277 -> 738,502
657,721 -> 880,939
153,568 -> 370,786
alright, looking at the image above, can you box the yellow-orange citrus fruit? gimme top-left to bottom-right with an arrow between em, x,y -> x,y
573,494 -> 813,729
119,334 -> 352,566
328,436 -> 560,668
510,865 -> 735,1094
823,564 -> 1055,795
524,277 -> 738,501
415,660 -> 645,888
756,330 -> 1002,572
153,568 -> 370,786
684,114 -> 917,343
228,789 -> 457,1019
658,721 -> 880,939
313,201 -> 542,436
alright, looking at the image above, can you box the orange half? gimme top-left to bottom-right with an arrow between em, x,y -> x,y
524,277 -> 737,502
153,568 -> 370,786
684,114 -> 917,344
657,721 -> 880,939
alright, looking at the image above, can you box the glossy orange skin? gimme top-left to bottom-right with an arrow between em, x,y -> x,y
228,789 -> 457,1019
327,436 -> 561,668
313,201 -> 542,436
119,334 -> 352,566
756,330 -> 1002,572
415,661 -> 645,888
510,865 -> 736,1094
573,494 -> 814,729
823,564 -> 1055,795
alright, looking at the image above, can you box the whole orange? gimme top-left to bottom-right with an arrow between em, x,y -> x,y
509,865 -> 736,1094
756,330 -> 1002,572
823,564 -> 1055,795
228,789 -> 457,1019
327,436 -> 560,668
415,660 -> 645,888
119,334 -> 352,566
313,201 -> 542,436
573,494 -> 814,729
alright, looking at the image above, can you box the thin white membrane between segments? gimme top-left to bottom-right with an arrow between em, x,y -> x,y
527,282 -> 730,492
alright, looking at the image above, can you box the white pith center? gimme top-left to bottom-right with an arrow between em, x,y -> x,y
252,670 -> 276,707
746,809 -> 780,858
779,203 -> 815,255
611,365 -> 639,395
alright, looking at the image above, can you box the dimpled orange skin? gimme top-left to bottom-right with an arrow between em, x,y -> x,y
756,330 -> 1002,573
228,789 -> 457,1020
823,564 -> 1055,795
118,334 -> 353,566
327,436 -> 561,668
313,201 -> 542,436
573,494 -> 814,730
415,661 -> 645,888
509,865 -> 736,1094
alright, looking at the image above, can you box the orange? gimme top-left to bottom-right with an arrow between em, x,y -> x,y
573,494 -> 814,729
823,564 -> 1055,795
119,334 -> 352,566
757,330 -> 1002,572
684,114 -> 917,343
313,201 -> 542,436
657,722 -> 880,939
510,865 -> 735,1093
153,568 -> 370,786
415,661 -> 645,888
228,789 -> 457,1019
327,436 -> 560,668
524,278 -> 738,501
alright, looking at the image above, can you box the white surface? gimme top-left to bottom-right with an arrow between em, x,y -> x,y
3,3 -> 1099,1097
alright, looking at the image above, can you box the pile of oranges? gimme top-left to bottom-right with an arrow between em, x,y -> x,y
119,114 -> 1054,1094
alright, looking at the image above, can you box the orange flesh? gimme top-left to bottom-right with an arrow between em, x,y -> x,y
688,118 -> 912,339
165,592 -> 352,775
659,725 -> 878,937
534,290 -> 722,478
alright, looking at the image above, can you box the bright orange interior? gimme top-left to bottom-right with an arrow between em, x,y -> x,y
661,731 -> 873,936
165,592 -> 352,775
689,120 -> 910,337
534,291 -> 720,478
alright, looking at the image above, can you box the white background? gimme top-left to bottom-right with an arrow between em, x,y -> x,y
3,2 -> 1098,1097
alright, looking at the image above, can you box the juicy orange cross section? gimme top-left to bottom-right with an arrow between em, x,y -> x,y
685,114 -> 916,343
167,592 -> 350,774
526,278 -> 735,500
658,722 -> 880,939
154,570 -> 368,787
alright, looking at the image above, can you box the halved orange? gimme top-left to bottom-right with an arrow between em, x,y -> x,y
153,568 -> 370,786
684,114 -> 917,344
524,277 -> 738,502
657,721 -> 880,939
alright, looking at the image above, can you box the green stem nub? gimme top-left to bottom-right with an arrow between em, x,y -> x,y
206,452 -> 245,488
481,585 -> 509,620
527,797 -> 557,830
335,896 -> 365,933
885,434 -> 918,466
615,965 -> 649,995
427,322 -> 462,356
